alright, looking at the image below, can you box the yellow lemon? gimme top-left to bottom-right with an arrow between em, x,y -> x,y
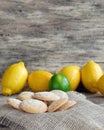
97,74 -> 104,95
59,65 -> 80,90
28,70 -> 53,92
81,60 -> 103,93
1,62 -> 28,95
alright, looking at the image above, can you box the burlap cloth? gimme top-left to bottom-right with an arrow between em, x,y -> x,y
0,91 -> 104,130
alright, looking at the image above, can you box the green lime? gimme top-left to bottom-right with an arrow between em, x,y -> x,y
49,73 -> 70,92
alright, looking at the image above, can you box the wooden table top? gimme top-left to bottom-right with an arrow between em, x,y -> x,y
0,0 -> 104,76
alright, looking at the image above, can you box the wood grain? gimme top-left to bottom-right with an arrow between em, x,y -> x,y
0,0 -> 104,76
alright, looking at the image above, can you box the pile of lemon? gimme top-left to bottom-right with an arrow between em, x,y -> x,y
1,60 -> 104,96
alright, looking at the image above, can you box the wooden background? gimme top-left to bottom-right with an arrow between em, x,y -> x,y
0,0 -> 104,77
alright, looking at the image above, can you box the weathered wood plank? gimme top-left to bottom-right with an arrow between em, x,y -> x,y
0,0 -> 104,76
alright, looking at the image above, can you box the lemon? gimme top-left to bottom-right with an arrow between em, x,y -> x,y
59,65 -> 80,90
28,70 -> 53,92
1,62 -> 28,95
97,74 -> 104,95
49,73 -> 70,92
81,60 -> 103,93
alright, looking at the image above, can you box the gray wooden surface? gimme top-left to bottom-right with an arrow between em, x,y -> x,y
0,0 -> 104,77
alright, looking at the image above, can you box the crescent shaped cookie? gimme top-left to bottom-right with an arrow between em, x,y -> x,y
33,91 -> 60,101
17,91 -> 34,101
19,99 -> 47,114
51,90 -> 68,99
7,98 -> 21,110
48,98 -> 68,112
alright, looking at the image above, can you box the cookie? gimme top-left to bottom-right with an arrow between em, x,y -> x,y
51,90 -> 68,99
17,91 -> 34,101
19,99 -> 47,114
7,98 -> 21,110
58,100 -> 76,111
48,98 -> 68,112
33,91 -> 60,101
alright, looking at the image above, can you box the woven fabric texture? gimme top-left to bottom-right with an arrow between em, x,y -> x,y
0,91 -> 104,130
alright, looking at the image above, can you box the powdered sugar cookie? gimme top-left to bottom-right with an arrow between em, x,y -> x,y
17,91 -> 34,101
19,99 -> 47,114
51,90 -> 68,99
58,100 -> 76,111
33,92 -> 60,101
48,98 -> 68,112
7,98 -> 21,110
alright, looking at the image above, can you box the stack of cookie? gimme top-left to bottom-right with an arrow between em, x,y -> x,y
7,90 -> 76,114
